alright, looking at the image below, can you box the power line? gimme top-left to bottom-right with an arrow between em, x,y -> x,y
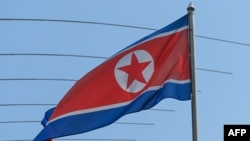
0,104 -> 175,112
54,139 -> 136,141
113,122 -> 154,126
56,139 -> 136,141
0,18 -> 156,31
148,108 -> 175,112
5,139 -> 136,141
0,53 -> 108,59
0,120 -> 154,126
0,121 -> 39,124
0,78 -> 77,82
0,18 -> 250,47
196,68 -> 233,75
196,35 -> 250,47
0,53 -> 232,75
0,104 -> 56,106
0,77 -> 218,83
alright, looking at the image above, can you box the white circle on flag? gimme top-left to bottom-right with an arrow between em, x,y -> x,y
114,50 -> 154,93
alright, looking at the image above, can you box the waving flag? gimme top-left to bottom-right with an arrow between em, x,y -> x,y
34,14 -> 191,141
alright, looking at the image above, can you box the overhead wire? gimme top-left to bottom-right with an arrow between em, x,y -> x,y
196,68 -> 232,75
5,139 -> 136,141
0,18 -> 249,47
196,35 -> 250,47
0,18 -> 156,31
0,53 -> 108,59
0,78 -> 77,82
0,53 -> 232,75
0,121 -> 154,126
0,104 -> 175,112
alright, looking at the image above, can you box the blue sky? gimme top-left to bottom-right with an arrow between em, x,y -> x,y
1,1 -> 250,141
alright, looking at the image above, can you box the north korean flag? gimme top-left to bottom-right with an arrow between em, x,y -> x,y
34,14 -> 191,141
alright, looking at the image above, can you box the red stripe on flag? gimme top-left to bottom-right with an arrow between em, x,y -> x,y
50,29 -> 189,120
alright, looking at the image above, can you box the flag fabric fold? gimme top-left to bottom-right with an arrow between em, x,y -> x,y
34,14 -> 191,141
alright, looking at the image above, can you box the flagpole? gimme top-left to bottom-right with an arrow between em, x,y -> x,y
187,3 -> 198,141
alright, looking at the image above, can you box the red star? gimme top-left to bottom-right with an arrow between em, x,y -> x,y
118,53 -> 151,89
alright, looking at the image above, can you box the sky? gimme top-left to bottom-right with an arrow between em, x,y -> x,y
1,0 -> 250,141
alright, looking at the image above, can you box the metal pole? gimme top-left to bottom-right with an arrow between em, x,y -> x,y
187,3 -> 198,141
